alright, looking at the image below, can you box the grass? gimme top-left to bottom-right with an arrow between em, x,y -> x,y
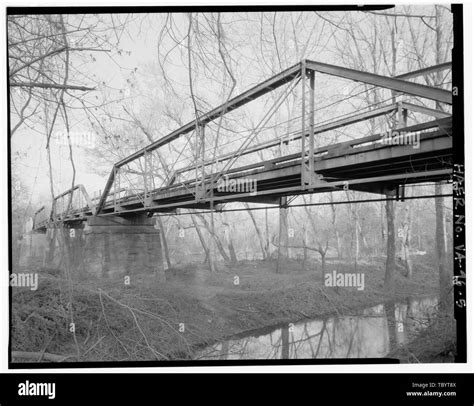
11,255 -> 451,363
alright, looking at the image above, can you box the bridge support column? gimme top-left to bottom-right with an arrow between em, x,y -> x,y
24,224 -> 87,275
83,215 -> 164,281
60,223 -> 86,278
17,230 -> 49,269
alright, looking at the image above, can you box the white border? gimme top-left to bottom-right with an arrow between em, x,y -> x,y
1,0 -> 472,374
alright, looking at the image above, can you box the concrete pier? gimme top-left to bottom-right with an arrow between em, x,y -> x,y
18,215 -> 164,281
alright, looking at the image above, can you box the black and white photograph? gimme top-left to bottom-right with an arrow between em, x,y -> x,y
6,4 -> 466,369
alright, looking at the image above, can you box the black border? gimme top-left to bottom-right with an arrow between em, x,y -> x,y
451,3 -> 466,363
1,373 -> 474,404
7,5 -> 393,14
6,4 -> 466,369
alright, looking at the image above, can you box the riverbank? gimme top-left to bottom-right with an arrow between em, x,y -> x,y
387,312 -> 456,363
11,256 -> 446,363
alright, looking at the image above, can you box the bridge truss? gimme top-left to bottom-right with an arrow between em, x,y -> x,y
33,59 -> 453,230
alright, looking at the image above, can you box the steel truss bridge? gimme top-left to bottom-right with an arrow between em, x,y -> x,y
33,59 -> 453,230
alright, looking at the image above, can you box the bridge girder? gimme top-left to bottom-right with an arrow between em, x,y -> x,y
305,59 -> 452,105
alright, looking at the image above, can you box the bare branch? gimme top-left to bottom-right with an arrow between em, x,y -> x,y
10,82 -> 95,91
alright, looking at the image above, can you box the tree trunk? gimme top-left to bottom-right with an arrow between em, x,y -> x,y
346,191 -> 359,269
244,203 -> 267,260
402,239 -> 413,279
279,207 -> 289,258
435,183 -> 450,312
46,227 -> 57,265
302,225 -> 307,270
357,221 -> 368,256
157,216 -> 171,269
354,216 -> 360,265
222,217 -> 238,264
228,239 -> 238,264
329,193 -> 341,259
191,214 -> 210,267
384,302 -> 397,352
265,208 -> 270,258
277,197 -> 288,273
401,198 -> 413,279
281,325 -> 290,359
380,201 -> 385,255
195,212 -> 230,263
320,251 -> 326,278
384,198 -> 396,291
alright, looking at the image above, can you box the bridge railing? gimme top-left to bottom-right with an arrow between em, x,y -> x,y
51,184 -> 96,220
159,103 -> 451,188
33,206 -> 49,230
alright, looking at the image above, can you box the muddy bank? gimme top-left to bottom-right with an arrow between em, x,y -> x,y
11,257 -> 443,363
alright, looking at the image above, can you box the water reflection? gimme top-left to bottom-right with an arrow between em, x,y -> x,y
196,297 -> 438,360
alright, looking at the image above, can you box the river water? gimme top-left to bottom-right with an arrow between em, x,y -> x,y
195,296 -> 438,360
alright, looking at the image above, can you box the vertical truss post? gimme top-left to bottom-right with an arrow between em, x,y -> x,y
396,101 -> 408,128
402,108 -> 408,127
301,61 -> 307,187
194,126 -> 199,199
66,188 -> 73,218
113,166 -> 119,212
144,149 -> 151,207
309,69 -> 315,184
395,103 -> 407,203
195,123 -> 206,202
144,150 -> 148,206
301,63 -> 316,188
201,124 -> 206,198
208,147 -> 216,273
